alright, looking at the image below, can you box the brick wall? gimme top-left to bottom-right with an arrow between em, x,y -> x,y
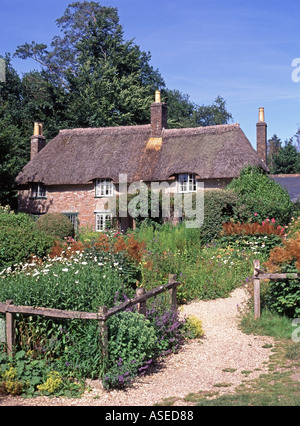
18,184 -> 110,231
18,178 -> 232,231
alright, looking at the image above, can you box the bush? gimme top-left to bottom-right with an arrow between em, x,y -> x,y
262,230 -> 300,318
0,210 -> 35,229
36,213 -> 74,240
227,166 -> 293,225
104,311 -> 157,388
0,227 -> 54,269
0,210 -> 54,269
199,189 -> 238,244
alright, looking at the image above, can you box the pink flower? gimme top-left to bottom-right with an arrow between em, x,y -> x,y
271,218 -> 276,223
254,213 -> 258,216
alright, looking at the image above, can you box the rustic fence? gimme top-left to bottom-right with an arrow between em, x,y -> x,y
0,274 -> 180,358
253,259 -> 299,319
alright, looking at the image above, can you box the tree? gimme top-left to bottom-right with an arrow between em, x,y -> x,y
0,55 -> 31,207
267,134 -> 281,171
15,1 -> 165,127
162,90 -> 232,128
15,2 -> 233,129
271,139 -> 300,174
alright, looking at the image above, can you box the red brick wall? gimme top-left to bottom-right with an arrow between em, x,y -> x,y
18,184 -> 110,231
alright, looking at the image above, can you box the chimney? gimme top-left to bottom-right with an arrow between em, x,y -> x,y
151,90 -> 167,137
256,107 -> 267,166
31,122 -> 46,160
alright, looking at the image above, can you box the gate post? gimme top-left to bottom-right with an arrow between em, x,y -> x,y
253,260 -> 261,320
6,300 -> 15,356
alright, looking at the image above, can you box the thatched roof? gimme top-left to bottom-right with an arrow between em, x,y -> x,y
16,122 -> 268,186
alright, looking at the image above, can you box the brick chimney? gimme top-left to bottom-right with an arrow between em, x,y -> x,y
151,90 -> 167,137
256,107 -> 267,166
31,122 -> 46,160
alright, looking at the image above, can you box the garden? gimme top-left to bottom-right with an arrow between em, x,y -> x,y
0,166 -> 299,399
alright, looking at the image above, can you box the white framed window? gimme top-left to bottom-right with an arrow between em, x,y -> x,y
31,182 -> 46,198
95,179 -> 114,197
178,174 -> 197,193
95,212 -> 113,232
63,213 -> 79,231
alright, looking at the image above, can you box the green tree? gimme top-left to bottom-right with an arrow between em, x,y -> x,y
163,89 -> 232,128
267,134 -> 282,172
15,1 -> 165,127
271,139 -> 300,174
0,55 -> 31,207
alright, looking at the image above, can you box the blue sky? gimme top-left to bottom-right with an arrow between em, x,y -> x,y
1,0 -> 300,148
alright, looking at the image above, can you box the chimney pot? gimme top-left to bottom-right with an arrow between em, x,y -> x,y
34,122 -> 43,136
155,90 -> 161,103
258,107 -> 265,122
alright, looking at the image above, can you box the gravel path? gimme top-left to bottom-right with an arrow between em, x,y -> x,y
0,286 -> 274,406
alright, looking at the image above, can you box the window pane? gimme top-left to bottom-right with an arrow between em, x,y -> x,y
178,174 -> 196,193
95,179 -> 114,197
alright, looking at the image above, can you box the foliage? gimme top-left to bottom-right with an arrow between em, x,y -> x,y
135,222 -> 270,303
0,210 -> 53,269
163,90 -> 232,128
218,219 -> 285,257
285,216 -> 300,240
15,1 -> 165,128
36,212 -> 75,240
182,315 -> 205,339
199,190 -> 238,244
227,166 -> 293,225
270,139 -> 300,174
104,311 -> 157,388
262,228 -> 300,318
264,231 -> 300,273
0,350 -> 83,397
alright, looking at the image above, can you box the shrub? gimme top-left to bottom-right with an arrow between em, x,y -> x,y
227,166 -> 293,225
183,315 -> 205,339
0,213 -> 54,269
263,231 -> 300,318
104,311 -> 157,388
286,216 -> 300,240
199,189 -> 238,244
0,227 -> 53,269
36,213 -> 74,240
0,210 -> 35,229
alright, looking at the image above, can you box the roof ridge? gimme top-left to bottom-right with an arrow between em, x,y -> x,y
59,124 -> 151,136
163,123 -> 240,136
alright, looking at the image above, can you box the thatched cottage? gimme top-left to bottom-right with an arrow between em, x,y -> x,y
16,91 -> 268,232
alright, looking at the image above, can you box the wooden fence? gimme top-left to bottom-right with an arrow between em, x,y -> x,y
253,259 -> 299,319
0,274 -> 181,358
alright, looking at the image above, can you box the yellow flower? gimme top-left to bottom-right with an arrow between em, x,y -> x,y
37,371 -> 62,394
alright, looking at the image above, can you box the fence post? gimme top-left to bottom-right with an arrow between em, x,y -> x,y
136,288 -> 146,316
168,274 -> 177,311
253,260 -> 261,320
98,306 -> 108,360
6,300 -> 15,356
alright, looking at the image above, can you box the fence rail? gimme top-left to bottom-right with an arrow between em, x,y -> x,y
0,274 -> 181,357
252,260 -> 299,319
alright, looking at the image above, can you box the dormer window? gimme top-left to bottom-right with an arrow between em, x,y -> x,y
30,182 -> 46,199
178,174 -> 197,193
95,179 -> 114,197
